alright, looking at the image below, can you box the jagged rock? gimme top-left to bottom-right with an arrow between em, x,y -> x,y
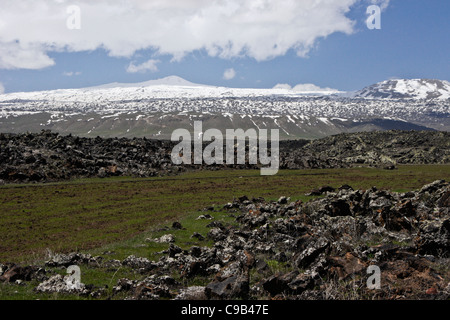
189,246 -> 202,258
207,228 -> 227,242
261,271 -> 314,297
122,255 -> 155,271
287,273 -> 315,294
206,221 -> 224,228
45,252 -> 100,267
438,191 -> 450,208
113,278 -> 136,293
274,252 -> 289,263
306,189 -> 322,196
174,286 -> 207,300
415,219 -> 450,256
262,271 -> 297,296
0,264 -> 46,282
339,184 -> 354,191
172,221 -> 183,230
133,281 -> 172,300
103,259 -> 122,269
294,238 -> 329,269
255,259 -> 269,272
196,214 -> 214,220
420,180 -> 447,194
326,199 -> 351,217
320,186 -> 335,193
328,252 -> 367,280
35,274 -> 89,295
168,244 -> 183,258
191,232 -> 205,241
182,261 -> 208,278
277,196 -> 288,204
205,274 -> 249,300
148,234 -> 175,243
237,211 -> 269,228
114,275 -> 179,300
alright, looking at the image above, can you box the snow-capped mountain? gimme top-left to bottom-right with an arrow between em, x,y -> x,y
356,79 -> 450,100
0,75 -> 340,102
87,75 -> 207,89
0,77 -> 448,139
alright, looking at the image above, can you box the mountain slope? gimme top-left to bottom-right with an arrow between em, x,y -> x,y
87,75 -> 206,89
0,77 -> 448,139
356,79 -> 450,100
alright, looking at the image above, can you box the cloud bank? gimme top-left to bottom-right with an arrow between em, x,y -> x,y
0,0 -> 379,70
273,83 -> 339,92
126,59 -> 160,73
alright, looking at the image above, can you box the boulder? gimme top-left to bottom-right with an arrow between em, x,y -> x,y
174,286 -> 207,300
205,274 -> 249,300
294,238 -> 329,269
35,274 -> 89,295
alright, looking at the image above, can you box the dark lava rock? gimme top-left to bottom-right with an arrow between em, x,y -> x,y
172,221 -> 183,230
205,274 -> 249,300
0,264 -> 46,283
1,130 -> 449,184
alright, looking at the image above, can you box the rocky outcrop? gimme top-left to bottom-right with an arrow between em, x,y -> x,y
0,130 -> 449,183
3,180 -> 447,300
0,130 -> 180,183
291,130 -> 450,167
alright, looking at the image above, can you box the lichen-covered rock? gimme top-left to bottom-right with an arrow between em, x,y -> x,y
122,255 -> 156,271
147,234 -> 175,243
35,274 -> 89,295
45,252 -> 101,268
205,274 -> 249,300
174,286 -> 207,300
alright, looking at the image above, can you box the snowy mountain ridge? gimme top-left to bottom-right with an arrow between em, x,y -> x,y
355,79 -> 450,100
0,77 -> 448,139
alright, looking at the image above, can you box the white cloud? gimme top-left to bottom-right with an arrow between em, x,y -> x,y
223,68 -> 236,80
368,0 -> 390,10
273,83 -> 338,92
0,42 -> 55,70
0,82 -> 4,94
0,0 -> 379,70
292,83 -> 337,92
273,83 -> 292,90
126,59 -> 160,73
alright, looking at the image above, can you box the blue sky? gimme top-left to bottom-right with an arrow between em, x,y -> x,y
0,0 -> 449,93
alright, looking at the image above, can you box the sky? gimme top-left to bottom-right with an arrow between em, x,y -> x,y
0,0 -> 449,94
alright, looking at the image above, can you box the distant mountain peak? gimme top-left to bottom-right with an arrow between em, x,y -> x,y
88,75 -> 205,89
356,78 -> 450,100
